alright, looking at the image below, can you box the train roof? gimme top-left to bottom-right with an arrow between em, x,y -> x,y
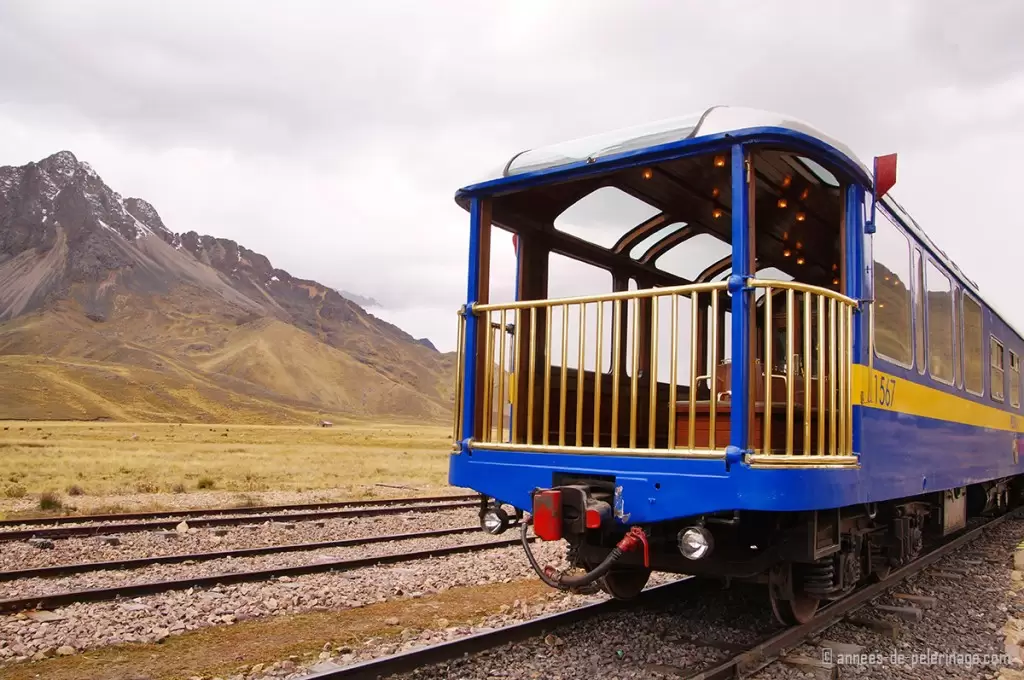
460,105 -> 1012,338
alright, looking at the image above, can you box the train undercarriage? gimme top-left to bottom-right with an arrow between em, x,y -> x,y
481,475 -> 1022,625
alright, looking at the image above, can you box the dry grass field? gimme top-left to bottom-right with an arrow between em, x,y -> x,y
0,420 -> 456,516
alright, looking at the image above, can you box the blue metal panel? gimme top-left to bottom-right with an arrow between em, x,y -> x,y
459,199 -> 484,449
845,184 -> 866,454
450,400 -> 1022,524
727,144 -> 750,462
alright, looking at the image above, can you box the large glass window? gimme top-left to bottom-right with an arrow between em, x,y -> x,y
554,187 -> 659,249
913,248 -> 925,374
963,293 -> 984,395
925,260 -> 954,384
1011,351 -> 1021,409
990,337 -> 1005,402
872,211 -> 912,365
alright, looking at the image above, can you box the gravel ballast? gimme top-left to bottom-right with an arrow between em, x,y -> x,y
246,518 -> 1024,680
0,539 -> 568,665
0,507 -> 478,572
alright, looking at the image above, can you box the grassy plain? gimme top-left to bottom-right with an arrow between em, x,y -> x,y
0,421 -> 455,509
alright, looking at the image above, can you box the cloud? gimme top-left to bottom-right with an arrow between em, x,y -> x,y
1,0 -> 1022,351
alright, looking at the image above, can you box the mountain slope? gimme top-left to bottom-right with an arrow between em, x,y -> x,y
0,151 -> 454,423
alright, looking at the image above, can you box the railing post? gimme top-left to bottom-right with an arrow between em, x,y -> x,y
461,198 -> 489,448
726,144 -> 750,466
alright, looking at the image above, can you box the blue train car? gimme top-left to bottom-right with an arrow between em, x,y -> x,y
448,106 -> 1023,623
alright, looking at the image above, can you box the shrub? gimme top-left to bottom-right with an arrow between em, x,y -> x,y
135,480 -> 159,493
3,484 -> 27,499
197,477 -> 216,490
172,483 -> 187,494
66,484 -> 86,496
38,491 -> 63,511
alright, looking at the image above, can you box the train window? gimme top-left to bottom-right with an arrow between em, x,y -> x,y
554,187 -> 659,249
655,232 -> 731,281
925,260 -> 954,384
962,293 -> 984,395
990,337 -> 1005,402
1011,352 -> 1021,409
952,287 -> 962,388
913,249 -> 925,374
872,211 -> 912,366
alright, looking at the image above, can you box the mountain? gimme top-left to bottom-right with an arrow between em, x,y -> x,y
0,151 -> 456,424
340,290 -> 382,309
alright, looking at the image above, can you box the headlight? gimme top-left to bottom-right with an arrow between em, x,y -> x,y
678,526 -> 714,560
481,506 -> 510,535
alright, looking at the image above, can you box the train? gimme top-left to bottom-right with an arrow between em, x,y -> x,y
447,106 -> 1024,624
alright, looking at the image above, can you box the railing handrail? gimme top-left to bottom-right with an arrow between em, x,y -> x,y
747,278 -> 857,307
470,280 -> 728,312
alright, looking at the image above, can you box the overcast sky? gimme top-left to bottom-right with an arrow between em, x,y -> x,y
1,0 -> 1022,351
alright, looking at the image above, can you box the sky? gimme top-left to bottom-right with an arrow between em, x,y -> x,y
1,0 -> 1023,352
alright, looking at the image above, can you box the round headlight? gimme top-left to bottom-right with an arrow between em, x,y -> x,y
678,526 -> 713,560
481,506 -> 510,535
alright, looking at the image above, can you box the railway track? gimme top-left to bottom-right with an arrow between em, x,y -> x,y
0,493 -> 477,528
0,526 -> 481,581
0,499 -> 478,542
288,510 -> 1018,680
0,532 -> 527,614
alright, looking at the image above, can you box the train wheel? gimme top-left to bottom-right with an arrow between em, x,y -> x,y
769,588 -> 819,626
600,566 -> 651,600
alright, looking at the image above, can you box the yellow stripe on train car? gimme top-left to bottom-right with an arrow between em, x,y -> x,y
852,364 -> 1024,433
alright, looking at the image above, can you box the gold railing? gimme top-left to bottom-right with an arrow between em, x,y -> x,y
745,280 -> 857,467
452,279 -> 857,467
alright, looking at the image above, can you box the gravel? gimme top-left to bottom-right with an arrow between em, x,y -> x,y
250,517 -> 1024,680
0,487 -> 462,516
0,507 -> 479,572
0,530 -> 508,600
751,517 -> 1024,680
0,538 -> 568,665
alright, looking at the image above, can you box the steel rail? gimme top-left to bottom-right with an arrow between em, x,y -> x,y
0,536 -> 526,614
292,510 -> 1018,680
686,510 -> 1020,679
0,501 -> 477,542
0,526 -> 482,581
301,578 -> 699,680
0,494 -> 477,528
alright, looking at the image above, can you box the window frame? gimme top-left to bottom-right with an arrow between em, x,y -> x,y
1010,350 -> 1021,409
962,291 -> 985,397
870,210 -> 914,370
913,247 -> 926,375
924,258 -> 955,386
990,336 -> 1005,403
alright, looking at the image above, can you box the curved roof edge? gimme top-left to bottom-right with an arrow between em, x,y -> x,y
501,105 -> 872,180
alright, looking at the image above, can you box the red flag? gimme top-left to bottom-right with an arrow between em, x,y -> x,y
874,153 -> 897,199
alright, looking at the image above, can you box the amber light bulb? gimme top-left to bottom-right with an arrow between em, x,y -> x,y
833,278 -> 840,285
711,187 -> 720,198
777,198 -> 788,209
782,175 -> 792,188
783,249 -> 792,257
714,155 -> 726,168
642,168 -> 653,180
800,188 -> 809,200
795,212 -> 806,222
712,208 -> 723,219
796,256 -> 806,265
